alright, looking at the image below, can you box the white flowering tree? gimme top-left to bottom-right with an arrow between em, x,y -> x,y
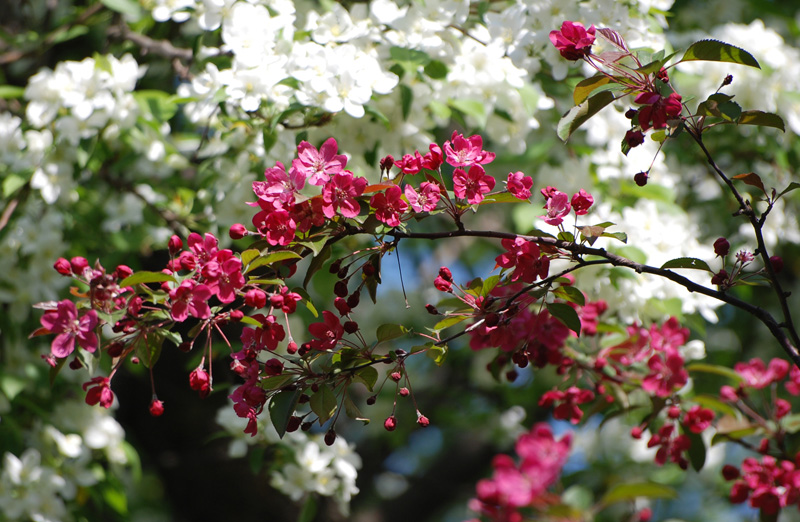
2,0 -> 800,521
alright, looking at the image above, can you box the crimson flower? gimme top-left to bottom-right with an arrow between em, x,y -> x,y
40,299 -> 99,358
308,310 -> 344,351
292,137 -> 347,186
542,190 -> 571,226
83,376 -> 114,408
635,91 -> 683,130
321,171 -> 368,219
370,185 -> 408,227
571,189 -> 594,215
506,171 -> 533,200
549,21 -> 596,60
252,161 -> 305,208
641,348 -> 688,397
189,366 -> 211,398
453,165 -> 496,204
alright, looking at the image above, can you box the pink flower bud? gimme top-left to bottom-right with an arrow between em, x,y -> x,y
230,310 -> 244,321
390,371 -> 402,382
245,289 -> 267,309
384,415 -> 397,431
114,265 -> 133,280
417,413 -> 430,427
399,387 -> 410,397
168,235 -> 183,255
571,189 -> 594,215
70,257 -> 89,276
229,223 -> 247,240
713,237 -> 730,257
54,257 -> 72,275
149,398 -> 165,417
630,426 -> 644,439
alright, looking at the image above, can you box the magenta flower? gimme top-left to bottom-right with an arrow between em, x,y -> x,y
169,280 -> 212,322
642,348 -> 688,397
635,91 -> 683,131
255,209 -> 297,246
453,165 -> 496,204
187,232 -> 219,266
506,171 -> 533,200
40,299 -> 99,358
321,171 -> 368,219
735,358 -> 789,389
443,131 -> 496,167
542,190 -> 571,225
208,252 -> 245,303
571,189 -> 594,215
308,310 -> 344,351
549,21 -> 596,60
404,182 -> 441,213
251,161 -> 305,208
83,376 -> 114,408
370,185 -> 408,227
293,137 -> 347,186
394,152 -> 423,175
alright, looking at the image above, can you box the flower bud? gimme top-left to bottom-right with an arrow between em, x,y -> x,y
149,398 -> 165,417
713,237 -> 730,257
334,280 -> 349,297
390,371 -> 402,382
634,172 -> 648,187
722,74 -> 733,86
324,429 -> 336,446
624,130 -> 645,148
69,357 -> 83,370
168,235 -> 183,255
344,320 -> 359,334
286,416 -> 302,433
417,413 -> 430,427
711,269 -> 729,286
770,255 -> 784,273
54,257 -> 72,275
70,257 -> 89,276
287,341 -> 298,354
366,395 -> 377,405
630,426 -> 644,439
425,304 -> 439,315
625,108 -> 638,119
229,310 -> 244,321
229,223 -> 247,240
384,415 -> 397,431
721,464 -> 740,481
245,288 -> 267,309
346,292 -> 360,309
399,387 -> 410,397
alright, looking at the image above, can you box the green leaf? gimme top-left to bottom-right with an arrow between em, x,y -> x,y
0,86 -> 25,99
685,429 -> 706,472
738,110 -> 785,131
310,385 -> 338,425
303,243 -> 331,289
697,93 -> 741,122
137,332 -> 163,368
353,366 -> 378,392
781,413 -> 800,434
553,285 -> 586,306
680,39 -> 760,68
693,394 -> 738,417
778,181 -> 800,199
241,249 -> 260,267
557,91 -> 617,142
660,257 -> 712,272
546,302 -> 581,335
602,231 -> 627,243
573,74 -> 614,105
245,250 -> 302,274
399,84 -> 413,121
686,362 -> 744,383
268,389 -> 301,439
449,98 -> 488,128
433,315 -> 468,332
0,373 -> 28,400
600,482 -> 677,506
390,46 -> 431,67
426,344 -> 448,366
119,271 -> 176,287
298,495 -> 318,522
100,0 -> 143,19
298,236 -> 329,257
134,90 -> 178,122
343,394 -> 370,425
424,60 -> 448,79
2,174 -> 26,198
376,324 -> 409,343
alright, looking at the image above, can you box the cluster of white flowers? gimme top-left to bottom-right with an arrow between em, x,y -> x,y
216,404 -> 361,514
0,399 -> 129,522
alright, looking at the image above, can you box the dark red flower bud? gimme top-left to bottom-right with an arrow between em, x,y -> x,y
656,67 -> 669,83
69,357 -> 83,370
380,155 -> 395,173
343,320 -> 359,333
229,310 -> 244,321
711,269 -> 729,286
366,395 -> 377,405
168,235 -> 183,255
723,74 -> 733,86
245,289 -> 267,308
149,398 -> 165,417
770,255 -> 783,273
625,108 -> 638,119
346,292 -> 360,309
286,416 -> 302,433
324,429 -> 336,445
334,281 -> 349,297
713,237 -> 730,257
425,304 -> 439,315
384,415 -> 397,431
624,130 -> 645,148
329,259 -> 342,274
107,342 -> 125,357
287,341 -> 298,354
506,370 -> 518,382
721,464 -> 740,481
634,172 -> 648,187
362,263 -> 375,277
229,223 -> 247,240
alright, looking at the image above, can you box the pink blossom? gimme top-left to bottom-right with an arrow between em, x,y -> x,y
786,365 -> 800,395
308,310 -> 344,351
189,366 -> 211,398
735,358 -> 789,389
641,348 -> 688,397
647,423 -> 690,469
538,386 -> 595,424
420,143 -> 443,170
443,131 -> 495,167
570,189 -> 594,215
542,190 -> 571,226
251,161 -> 305,208
40,299 -> 99,358
506,171 -> 533,200
394,152 -> 423,175
736,250 -> 755,264
495,237 -> 550,283
292,137 -> 347,186
321,171 -> 368,219
549,21 -> 596,60
252,209 -> 297,246
404,182 -> 441,212
168,280 -> 212,322
187,232 -> 219,266
370,185 -> 408,227
453,164 -> 496,204
635,91 -> 683,131
683,405 -> 715,433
